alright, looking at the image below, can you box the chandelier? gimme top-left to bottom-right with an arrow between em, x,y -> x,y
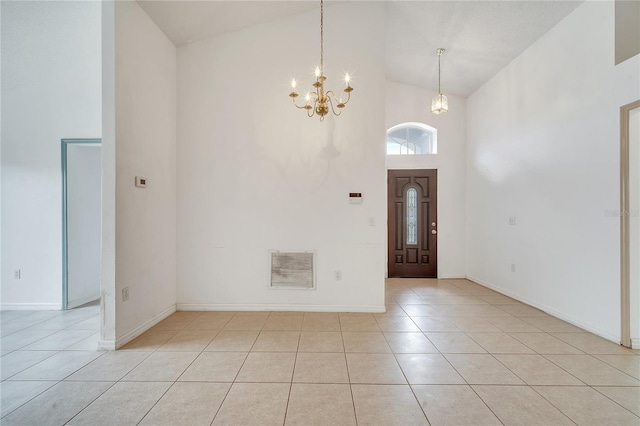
289,0 -> 353,121
431,48 -> 448,114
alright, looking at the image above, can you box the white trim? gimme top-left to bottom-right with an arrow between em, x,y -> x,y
439,274 -> 466,279
112,304 -> 176,349
631,338 -> 640,350
67,293 -> 100,310
386,122 -> 438,155
97,340 -> 116,351
467,276 -> 621,344
0,303 -> 61,310
177,304 -> 386,313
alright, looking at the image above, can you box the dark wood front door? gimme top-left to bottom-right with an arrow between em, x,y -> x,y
388,169 -> 437,278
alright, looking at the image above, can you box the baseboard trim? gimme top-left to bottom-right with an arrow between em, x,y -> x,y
467,275 -> 621,344
177,304 -> 386,313
97,340 -> 116,351
0,303 -> 61,310
439,274 -> 467,279
631,338 -> 640,350
113,304 -> 177,349
67,293 -> 100,309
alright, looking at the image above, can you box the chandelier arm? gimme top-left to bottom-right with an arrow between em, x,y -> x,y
325,90 -> 339,102
342,89 -> 352,105
291,91 -> 320,109
326,89 -> 351,108
325,96 -> 342,117
291,97 -> 309,109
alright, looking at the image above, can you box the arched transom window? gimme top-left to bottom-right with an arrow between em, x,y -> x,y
386,122 -> 437,155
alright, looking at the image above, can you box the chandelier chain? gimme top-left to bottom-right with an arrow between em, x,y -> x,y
320,0 -> 324,70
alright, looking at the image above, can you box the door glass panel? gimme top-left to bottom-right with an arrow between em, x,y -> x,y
406,187 -> 418,245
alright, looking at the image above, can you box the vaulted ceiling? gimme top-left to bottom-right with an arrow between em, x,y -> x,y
138,0 -> 583,97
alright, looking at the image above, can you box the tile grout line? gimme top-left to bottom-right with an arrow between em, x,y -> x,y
210,313 -> 266,424
590,353 -> 640,378
540,352 -> 640,384
281,326 -> 303,426
386,339 -> 431,425
130,313 -> 225,424
340,323 -> 360,426
61,380 -> 120,425
589,386 -> 640,419
466,384 -> 507,426
2,349 -> 65,381
134,381 -> 176,425
526,384 -> 581,426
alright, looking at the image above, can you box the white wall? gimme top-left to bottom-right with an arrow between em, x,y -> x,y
113,1 -> 177,344
67,144 -> 101,308
1,1 -> 101,309
177,2 -> 387,311
466,1 -> 640,342
385,81 -> 466,278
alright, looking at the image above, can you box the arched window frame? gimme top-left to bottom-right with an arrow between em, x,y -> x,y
386,122 -> 438,155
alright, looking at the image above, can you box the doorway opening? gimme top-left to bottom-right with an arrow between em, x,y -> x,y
621,101 -> 640,348
61,138 -> 102,310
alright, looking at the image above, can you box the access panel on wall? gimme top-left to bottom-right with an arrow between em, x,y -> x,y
388,169 -> 438,278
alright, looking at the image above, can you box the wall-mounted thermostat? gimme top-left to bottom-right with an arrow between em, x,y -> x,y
349,192 -> 363,204
135,176 -> 147,188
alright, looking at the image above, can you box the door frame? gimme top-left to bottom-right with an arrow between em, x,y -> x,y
61,138 -> 102,310
620,100 -> 640,347
387,168 -> 438,278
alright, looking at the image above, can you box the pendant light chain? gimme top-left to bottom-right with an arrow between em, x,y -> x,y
438,51 -> 441,94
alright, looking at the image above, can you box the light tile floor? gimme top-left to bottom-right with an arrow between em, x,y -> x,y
1,279 -> 640,425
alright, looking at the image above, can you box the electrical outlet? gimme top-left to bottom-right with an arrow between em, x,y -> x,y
335,270 -> 342,281
14,269 -> 21,279
511,264 -> 516,273
368,217 -> 375,226
122,287 -> 130,301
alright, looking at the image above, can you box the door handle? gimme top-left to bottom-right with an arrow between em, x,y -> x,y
431,229 -> 437,235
